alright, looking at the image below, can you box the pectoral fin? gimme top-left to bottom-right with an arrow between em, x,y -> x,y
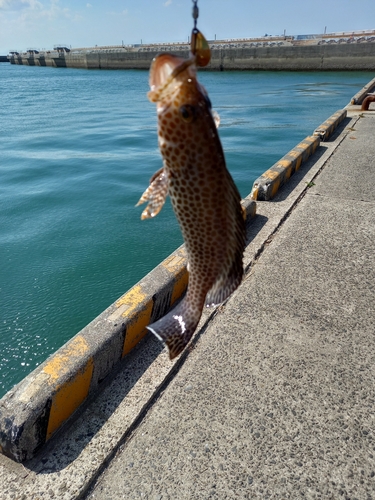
136,167 -> 169,220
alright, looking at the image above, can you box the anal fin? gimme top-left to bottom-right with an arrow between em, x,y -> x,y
205,255 -> 243,307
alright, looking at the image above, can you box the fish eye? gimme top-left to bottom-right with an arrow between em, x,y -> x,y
179,105 -> 196,123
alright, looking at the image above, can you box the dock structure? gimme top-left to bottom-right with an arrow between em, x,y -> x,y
6,29 -> 375,70
0,77 -> 375,498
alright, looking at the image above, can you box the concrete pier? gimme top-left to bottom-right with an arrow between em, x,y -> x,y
0,82 -> 374,498
86,95 -> 375,500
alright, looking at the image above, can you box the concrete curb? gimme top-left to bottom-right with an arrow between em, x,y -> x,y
250,109 -> 347,201
350,76 -> 375,104
0,198 -> 256,462
250,135 -> 321,201
313,109 -> 347,141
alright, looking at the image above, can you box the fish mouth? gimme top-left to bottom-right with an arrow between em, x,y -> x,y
149,54 -> 184,91
149,54 -> 195,95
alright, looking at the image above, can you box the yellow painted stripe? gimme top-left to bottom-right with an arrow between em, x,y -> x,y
43,335 -> 91,382
162,250 -> 187,274
122,299 -> 153,356
284,167 -> 292,180
288,150 -> 300,159
116,285 -> 155,356
116,284 -> 148,316
250,184 -> 259,200
278,159 -> 293,172
171,269 -> 189,305
295,155 -> 303,170
241,204 -> 247,221
162,251 -> 189,306
263,170 -> 280,181
46,357 -> 93,439
270,178 -> 281,198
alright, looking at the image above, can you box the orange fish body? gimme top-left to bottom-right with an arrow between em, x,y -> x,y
137,53 -> 245,359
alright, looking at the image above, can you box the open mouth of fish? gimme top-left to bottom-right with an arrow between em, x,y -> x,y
148,54 -> 196,102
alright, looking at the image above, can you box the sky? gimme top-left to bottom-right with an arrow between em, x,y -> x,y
1,0 -> 375,54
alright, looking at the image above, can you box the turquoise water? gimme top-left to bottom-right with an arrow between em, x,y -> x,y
1,63 -> 373,397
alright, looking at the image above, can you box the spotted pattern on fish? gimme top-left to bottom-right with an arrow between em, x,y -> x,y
139,54 -> 246,359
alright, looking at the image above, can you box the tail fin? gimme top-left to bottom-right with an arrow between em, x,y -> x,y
147,297 -> 202,359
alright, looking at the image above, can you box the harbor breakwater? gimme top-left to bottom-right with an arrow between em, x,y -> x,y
8,31 -> 375,71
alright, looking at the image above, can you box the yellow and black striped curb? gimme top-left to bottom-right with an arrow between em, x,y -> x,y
250,135 -> 320,201
350,76 -> 375,105
313,109 -> 347,141
0,199 -> 256,463
250,108 -> 348,202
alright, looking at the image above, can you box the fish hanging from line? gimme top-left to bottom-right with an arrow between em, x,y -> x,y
137,31 -> 246,359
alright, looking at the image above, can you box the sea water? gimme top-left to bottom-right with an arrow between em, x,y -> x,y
0,63 -> 373,397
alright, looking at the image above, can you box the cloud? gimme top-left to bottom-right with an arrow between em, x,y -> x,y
86,2 -> 91,7
164,0 -> 172,6
0,0 -> 42,10
108,8 -> 128,16
1,0 -> 79,26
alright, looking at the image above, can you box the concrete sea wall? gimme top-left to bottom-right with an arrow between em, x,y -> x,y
8,41 -> 375,71
209,43 -> 375,71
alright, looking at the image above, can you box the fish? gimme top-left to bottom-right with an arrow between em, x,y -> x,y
137,50 -> 246,359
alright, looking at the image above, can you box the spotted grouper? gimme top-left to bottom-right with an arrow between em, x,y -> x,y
137,52 -> 246,359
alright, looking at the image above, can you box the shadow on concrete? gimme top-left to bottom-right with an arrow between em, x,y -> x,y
25,332 -> 165,474
23,213 -> 268,476
53,56 -> 67,68
245,214 -> 268,247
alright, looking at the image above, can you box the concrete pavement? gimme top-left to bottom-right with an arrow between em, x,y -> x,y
1,105 -> 374,499
85,111 -> 375,498
89,111 -> 375,499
